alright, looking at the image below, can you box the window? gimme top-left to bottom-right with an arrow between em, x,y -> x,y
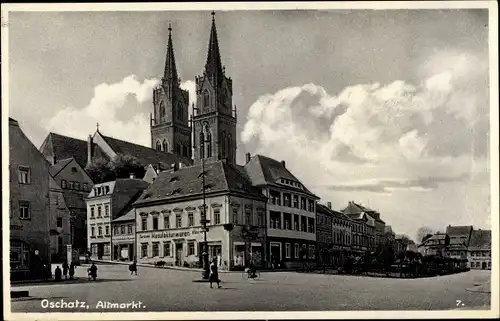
105,225 -> 109,236
163,242 -> 171,257
177,103 -> 183,121
294,243 -> 300,258
90,207 -> 95,218
152,242 -> 159,257
69,181 -> 75,189
18,166 -> 30,184
141,244 -> 148,258
285,243 -> 291,258
257,211 -> 264,227
188,242 -> 195,256
293,195 -> 299,208
188,213 -> 194,227
83,183 -> 88,191
199,132 -> 205,159
232,208 -> 239,224
270,211 -> 281,229
19,201 -> 30,219
214,209 -> 221,225
160,101 -> 166,120
203,90 -> 210,108
104,205 -> 109,217
156,141 -> 162,151
294,214 -> 299,231
75,182 -> 80,190
91,227 -> 95,237
141,217 -> 148,231
98,226 -> 102,236
308,217 -> 315,233
283,193 -> 291,207
176,144 -> 181,155
61,179 -> 67,189
152,216 -> 159,230
206,131 -> 212,158
270,190 -> 281,206
56,217 -> 63,228
244,209 -> 251,225
176,214 -> 182,228
308,200 -> 315,212
300,197 -> 306,210
183,145 -> 189,157
97,206 -> 102,217
301,216 -> 307,232
164,216 -> 170,229
120,225 -> 125,234
284,213 -> 291,230
128,224 -> 133,234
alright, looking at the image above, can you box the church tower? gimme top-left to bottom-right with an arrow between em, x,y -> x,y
193,12 -> 237,165
150,24 -> 192,159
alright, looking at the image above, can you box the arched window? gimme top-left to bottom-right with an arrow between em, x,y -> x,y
199,132 -> 205,159
159,101 -> 166,121
221,131 -> 226,158
177,102 -> 183,121
162,140 -> 168,152
203,90 -> 210,109
206,131 -> 212,158
156,141 -> 162,151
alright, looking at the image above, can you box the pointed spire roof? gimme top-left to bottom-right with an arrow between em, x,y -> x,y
163,23 -> 179,85
204,11 -> 224,83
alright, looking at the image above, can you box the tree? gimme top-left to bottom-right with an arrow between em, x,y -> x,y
110,154 -> 145,179
85,157 -> 115,184
416,226 -> 433,243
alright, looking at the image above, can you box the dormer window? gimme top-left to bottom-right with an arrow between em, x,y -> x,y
171,188 -> 181,195
170,176 -> 179,183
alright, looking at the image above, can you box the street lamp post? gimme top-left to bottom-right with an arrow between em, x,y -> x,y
200,139 -> 210,280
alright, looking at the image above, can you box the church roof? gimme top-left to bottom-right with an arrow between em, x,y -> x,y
204,12 -> 224,84
243,154 -> 318,198
43,132 -> 89,168
163,24 -> 179,85
134,160 -> 266,206
49,157 -> 74,177
99,134 -> 193,168
468,229 -> 491,249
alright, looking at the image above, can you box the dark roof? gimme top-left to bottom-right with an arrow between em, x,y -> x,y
46,132 -> 89,168
134,160 -> 265,206
244,154 -> 318,198
100,134 -> 193,169
468,230 -> 491,249
317,203 -> 348,219
342,201 -> 385,223
49,158 -> 73,177
446,225 -> 473,236
112,209 -> 135,222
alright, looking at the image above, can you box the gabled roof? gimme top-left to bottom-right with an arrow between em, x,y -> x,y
468,230 -> 491,249
244,154 -> 318,198
112,209 -> 135,223
100,134 -> 193,168
42,132 -> 89,168
341,201 -> 385,223
446,225 -> 473,236
49,157 -> 73,177
134,160 -> 266,206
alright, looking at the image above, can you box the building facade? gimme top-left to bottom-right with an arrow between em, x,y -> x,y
86,178 -> 149,260
445,225 -> 473,269
417,233 -> 449,257
244,154 -> 319,269
48,176 -> 71,261
316,203 -> 334,265
111,209 -> 136,261
467,229 -> 491,270
133,160 -> 267,270
9,118 -> 51,280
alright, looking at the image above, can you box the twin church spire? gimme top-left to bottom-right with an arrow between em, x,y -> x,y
151,11 -> 237,165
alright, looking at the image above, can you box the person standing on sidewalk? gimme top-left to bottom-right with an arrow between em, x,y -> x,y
68,262 -> 75,280
209,257 -> 222,289
62,261 -> 69,280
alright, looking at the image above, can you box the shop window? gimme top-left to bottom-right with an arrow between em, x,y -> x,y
141,244 -> 148,258
163,242 -> 171,257
188,242 -> 195,256
152,242 -> 159,257
285,243 -> 291,258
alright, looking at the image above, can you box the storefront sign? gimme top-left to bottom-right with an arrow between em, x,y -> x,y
139,229 -> 204,240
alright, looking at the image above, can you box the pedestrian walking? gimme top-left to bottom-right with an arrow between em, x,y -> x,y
129,261 -> 138,275
68,262 -> 75,280
62,261 -> 69,280
54,266 -> 62,281
209,257 -> 221,289
88,262 -> 98,281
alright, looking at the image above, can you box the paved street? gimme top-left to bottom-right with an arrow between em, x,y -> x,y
10,263 -> 491,312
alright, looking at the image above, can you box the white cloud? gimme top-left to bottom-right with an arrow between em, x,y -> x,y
241,52 -> 490,237
42,76 -> 195,147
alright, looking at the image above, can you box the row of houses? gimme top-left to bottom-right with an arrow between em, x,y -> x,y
417,226 -> 492,270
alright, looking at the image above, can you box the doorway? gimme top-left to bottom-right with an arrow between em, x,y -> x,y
482,262 -> 487,269
175,243 -> 183,266
97,244 -> 104,259
270,242 -> 281,268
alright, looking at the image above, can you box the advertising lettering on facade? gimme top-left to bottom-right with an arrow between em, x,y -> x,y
139,229 -> 204,240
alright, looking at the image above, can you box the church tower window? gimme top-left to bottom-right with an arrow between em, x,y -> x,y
176,102 -> 183,121
156,141 -> 162,151
159,101 -> 166,121
203,90 -> 210,110
162,139 -> 168,152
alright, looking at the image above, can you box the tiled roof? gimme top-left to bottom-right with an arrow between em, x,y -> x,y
244,154 -> 318,198
430,233 -> 447,240
112,209 -> 135,222
100,134 -> 193,169
49,158 -> 73,177
446,225 -> 473,236
468,230 -> 491,249
46,133 -> 89,168
134,160 -> 265,206
342,201 -> 385,223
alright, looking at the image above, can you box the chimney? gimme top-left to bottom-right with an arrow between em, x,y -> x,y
129,173 -> 136,179
245,152 -> 251,163
281,160 -> 286,168
327,202 -> 332,209
87,135 -> 93,165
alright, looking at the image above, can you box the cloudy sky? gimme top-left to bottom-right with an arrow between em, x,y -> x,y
6,7 -> 492,240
